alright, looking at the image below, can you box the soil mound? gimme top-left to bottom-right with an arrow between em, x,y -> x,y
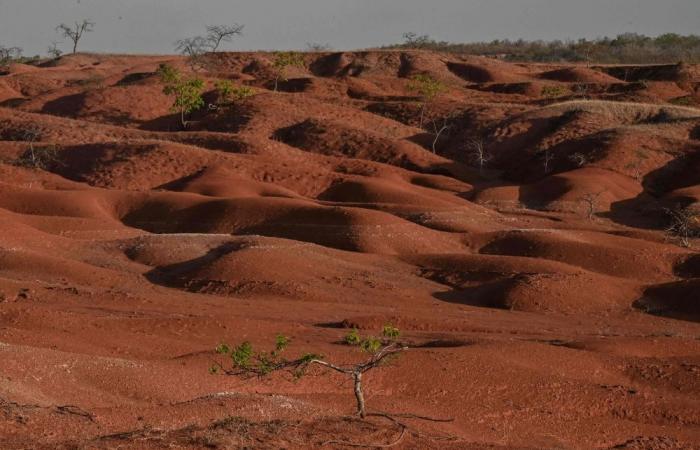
538,67 -> 621,83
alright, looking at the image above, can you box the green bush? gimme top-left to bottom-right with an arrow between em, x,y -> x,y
212,326 -> 406,418
215,79 -> 255,104
272,52 -> 305,91
158,64 -> 205,128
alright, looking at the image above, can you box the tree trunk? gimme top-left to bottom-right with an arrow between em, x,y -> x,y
180,108 -> 187,130
419,104 -> 426,128
353,372 -> 366,419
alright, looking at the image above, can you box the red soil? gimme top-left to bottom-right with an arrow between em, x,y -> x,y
0,51 -> 699,449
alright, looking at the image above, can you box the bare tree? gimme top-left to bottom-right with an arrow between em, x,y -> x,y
47,41 -> 63,58
15,127 -> 61,170
0,46 -> 23,65
175,36 -> 209,59
22,126 -> 42,160
305,42 -> 333,52
542,150 -> 555,173
206,24 -> 244,52
468,137 -> 491,175
568,152 -> 589,167
572,83 -> 590,99
429,114 -> 454,153
581,192 -> 603,220
56,20 -> 95,54
664,205 -> 700,248
624,149 -> 648,182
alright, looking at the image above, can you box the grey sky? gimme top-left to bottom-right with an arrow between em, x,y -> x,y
1,0 -> 699,56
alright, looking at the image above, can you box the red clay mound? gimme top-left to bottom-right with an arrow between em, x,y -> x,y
478,229 -> 681,282
0,80 -> 22,103
446,56 -> 527,84
317,177 -> 465,207
40,84 -> 171,126
273,117 -> 447,170
518,167 -> 644,211
538,67 -> 621,83
165,165 -> 303,199
121,193 -> 463,254
405,253 -> 640,314
639,279 -> 700,321
132,235 -> 438,303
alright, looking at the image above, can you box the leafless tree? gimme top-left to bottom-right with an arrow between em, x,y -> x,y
22,126 -> 42,158
467,137 -> 491,174
15,127 -> 61,171
429,114 -> 454,153
175,36 -> 209,59
56,20 -> 95,54
174,36 -> 211,70
664,205 -> 700,248
581,192 -> 603,220
568,152 -> 589,167
572,83 -> 590,99
305,42 -> 333,52
0,46 -> 23,64
47,41 -> 63,58
543,150 -> 555,173
624,149 -> 648,182
206,24 -> 244,52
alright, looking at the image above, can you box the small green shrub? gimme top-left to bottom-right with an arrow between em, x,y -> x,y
272,51 -> 305,91
215,79 -> 255,104
407,74 -> 447,126
669,96 -> 694,106
212,325 -> 406,418
158,64 -> 205,128
541,85 -> 569,98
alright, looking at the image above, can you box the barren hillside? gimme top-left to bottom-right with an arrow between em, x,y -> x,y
0,50 -> 699,449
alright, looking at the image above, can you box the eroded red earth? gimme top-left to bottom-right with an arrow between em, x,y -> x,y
0,51 -> 699,449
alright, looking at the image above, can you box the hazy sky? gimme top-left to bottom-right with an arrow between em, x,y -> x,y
1,0 -> 699,56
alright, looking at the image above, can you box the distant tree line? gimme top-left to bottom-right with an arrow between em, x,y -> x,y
385,32 -> 700,64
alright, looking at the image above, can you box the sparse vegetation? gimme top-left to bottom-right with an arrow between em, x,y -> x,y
212,326 -> 407,419
467,137 -> 491,175
428,113 -> 456,154
14,127 -> 61,170
387,32 -> 700,64
664,204 -> 700,248
174,36 -> 210,69
542,150 -> 555,173
158,63 -> 205,129
0,45 -> 23,65
568,152 -> 590,167
305,42 -> 333,52
56,20 -> 95,54
407,74 -> 446,127
205,25 -> 245,52
47,41 -> 63,58
625,149 -> 649,182
668,96 -> 694,107
215,79 -> 255,105
175,24 -> 244,70
541,85 -> 569,99
271,51 -> 305,91
581,192 -> 603,220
